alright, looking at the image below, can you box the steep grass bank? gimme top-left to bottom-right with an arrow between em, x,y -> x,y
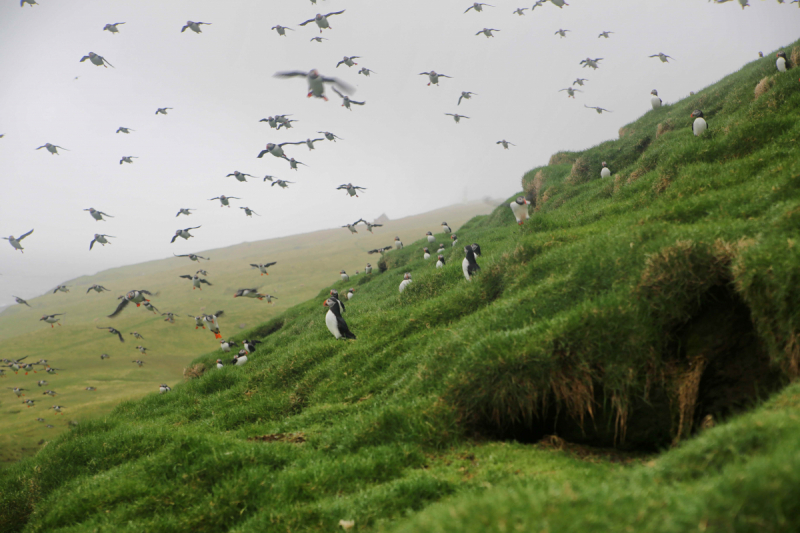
2,42 -> 800,532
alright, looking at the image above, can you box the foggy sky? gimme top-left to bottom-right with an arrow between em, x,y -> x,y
1,0 -> 798,307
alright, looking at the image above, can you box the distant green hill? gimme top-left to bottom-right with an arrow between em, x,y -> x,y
2,42 -> 800,532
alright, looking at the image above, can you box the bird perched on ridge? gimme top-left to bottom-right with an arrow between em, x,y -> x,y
242,339 -> 261,354
323,298 -> 356,339
181,21 -> 211,33
299,11 -> 345,33
80,52 -> 114,68
395,236 -> 403,249
232,350 -> 248,366
3,229 -> 33,252
336,56 -> 360,68
97,326 -> 124,342
436,255 -> 446,269
423,247 -> 431,260
90,234 -> 114,250
462,246 -> 480,281
399,273 -> 412,293
426,231 -> 435,243
442,222 -> 452,233
776,51 -> 792,72
171,226 -> 200,243
651,89 -> 662,109
690,110 -> 708,136
510,197 -> 530,226
36,143 -> 68,155
601,162 -> 611,178
159,384 -> 171,394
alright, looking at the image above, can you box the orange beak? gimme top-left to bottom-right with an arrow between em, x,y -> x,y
323,300 -> 329,307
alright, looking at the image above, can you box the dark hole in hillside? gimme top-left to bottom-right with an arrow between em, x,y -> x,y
250,318 -> 284,339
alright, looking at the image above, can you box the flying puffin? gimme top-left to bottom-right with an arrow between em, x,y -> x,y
550,0 -> 568,7
601,162 -> 611,178
85,208 -> 113,221
227,171 -> 256,182
274,69 -> 353,101
340,270 -> 349,281
426,231 -> 435,243
420,71 -> 453,86
176,208 -> 195,217
287,158 -> 307,170
272,179 -> 294,188
136,345 -> 148,355
86,285 -> 110,294
573,78 -> 588,86
776,51 -> 792,72
337,183 -> 366,197
120,156 -> 138,165
585,105 -> 612,114
97,326 -> 124,342
3,229 -> 33,252
423,247 -> 431,260
115,127 -> 133,134
108,290 -> 154,317
202,311 -> 225,339
332,87 -> 365,110
554,29 -> 570,38
690,110 -> 708,136
476,28 -> 500,38
304,137 -> 325,150
181,21 -> 211,33
510,197 -> 530,225
272,25 -> 294,36
356,219 -> 383,233
80,52 -> 114,68
598,31 -> 613,38
52,285 -> 69,293
310,36 -> 328,42
465,2 -> 494,12
580,58 -> 602,70
36,143 -> 68,155
299,10 -> 345,33
8,387 -> 26,397
559,87 -> 582,98
336,56 -> 360,68
179,274 -> 212,290
189,315 -> 205,330
323,297 -> 356,339
208,196 -> 240,207
159,384 -> 171,394
650,89 -> 662,109
243,340 -> 262,354
513,8 -> 528,15
445,113 -> 469,123
155,107 -> 173,115
37,380 -> 48,387
240,207 -> 259,217
234,288 -> 264,300
104,23 -> 125,33
142,301 -> 159,314
250,262 -> 277,276
89,234 -> 114,250
497,140 -> 515,149
318,131 -> 343,141
257,141 -> 304,159
342,222 -> 358,234
173,253 -> 209,261
649,53 -> 674,63
161,312 -> 176,323
130,332 -> 144,341
457,91 -> 477,105
358,68 -> 376,76
395,236 -> 403,249
436,255 -> 446,269
462,246 -> 481,281
399,273 -> 412,293
259,116 -> 280,129
13,296 -> 31,307
132,360 -> 144,367
365,263 -> 372,274
233,350 -> 248,366
277,119 -> 298,130
21,0 -> 38,6
171,226 -> 200,243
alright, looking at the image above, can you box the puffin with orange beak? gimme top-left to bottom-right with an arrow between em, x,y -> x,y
510,196 -> 530,225
323,297 -> 356,340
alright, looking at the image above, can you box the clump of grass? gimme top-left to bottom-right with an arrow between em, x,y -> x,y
183,363 -> 205,380
548,151 -> 576,166
656,120 -> 675,137
567,156 -> 595,185
791,46 -> 800,69
754,75 -> 775,100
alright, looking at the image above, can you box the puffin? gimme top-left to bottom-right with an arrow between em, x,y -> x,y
365,263 -> 373,274
598,31 -> 613,38
250,262 -> 277,276
272,180 -> 294,189
132,360 -> 144,367
181,21 -> 212,33
161,312 -> 176,323
209,195 -> 240,207
103,22 -> 125,33
87,285 -> 109,294
356,219 -> 382,233
90,234 -> 115,250
367,247 -> 393,255
37,380 -> 48,387
274,69 -> 354,100
340,270 -> 350,281
243,340 -> 261,354
136,345 -> 148,355
472,243 -> 482,257
189,315 -> 206,330
651,90 -> 662,109
272,25 -> 294,36
442,222 -> 452,233
179,274 -> 212,290
510,197 -> 530,225
85,208 -> 113,221
332,87 -> 365,110
108,289 -> 154,317
310,37 -> 328,42
513,8 -> 528,15
23,399 -> 37,407
276,119 -> 298,130
318,131 -> 343,141
259,116 -> 280,129
8,387 -> 26,397
287,158 -> 307,170
550,0 -> 568,7
116,127 -> 133,134
3,229 -> 34,252
159,384 -> 171,394
171,226 -> 200,243
36,143 -> 68,155
257,141 -> 304,159
497,140 -> 515,149
395,236 -> 403,249
80,52 -> 114,68
437,243 -> 446,254
44,366 -> 63,374
423,247 -> 431,260
399,273 -> 412,293
155,107 -> 173,115
649,53 -> 674,63
573,78 -> 588,86
465,2 -> 494,12
263,294 -> 278,304
119,156 -> 138,165
426,231 -> 436,243
585,105 -> 612,114
142,301 -> 159,314
342,222 -> 358,234
330,290 -> 346,314
476,28 -> 500,38
299,11 -> 345,33
336,56 -> 360,68
233,288 -> 264,300
227,171 -> 256,182
176,208 -> 195,217
202,311 -> 225,339
240,207 -> 260,217
337,183 -> 366,197
445,113 -> 470,123
173,253 -> 209,261
691,110 -> 708,136
580,58 -> 603,69
323,297 -> 356,339
53,285 -> 69,293
358,68 -> 376,76
601,162 -> 611,178
458,91 -> 477,105
97,326 -> 124,342
462,246 -> 481,281
776,51 -> 792,72
21,0 -> 38,6
216,359 -> 224,369
304,137 -> 325,150
559,87 -> 582,98
232,350 -> 248,366
347,289 -> 354,300
554,29 -> 570,38
13,296 -> 31,307
436,255 -> 446,269
419,71 -> 452,86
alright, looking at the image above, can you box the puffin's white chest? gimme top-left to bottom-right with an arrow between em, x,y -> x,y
221,343 -> 230,352
510,202 -> 529,223
90,56 -> 103,66
601,167 -> 611,178
436,260 -> 444,269
317,18 -> 330,29
427,235 -> 435,243
347,293 -> 353,300
693,118 -> 707,136
776,57 -> 787,72
341,274 -> 349,281
399,280 -> 411,293
462,258 -> 471,281
235,355 -> 248,366
217,362 -> 224,369
424,253 -> 430,260
651,96 -> 662,109
325,310 -> 341,338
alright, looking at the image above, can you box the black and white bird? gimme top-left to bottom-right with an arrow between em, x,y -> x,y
171,226 -> 200,243
299,10 -> 345,33
585,105 -> 612,114
318,131 -> 343,142
458,91 -> 477,105
227,171 -> 256,182
287,158 -> 307,170
119,156 -> 138,165
512,7 -> 528,15
304,137 -> 325,150
601,162 -> 611,178
340,270 -> 349,282
239,207 -> 259,217
36,143 -> 68,155
423,247 -> 431,260
173,253 -> 209,262
53,285 -> 69,294
442,222 -> 452,233
559,87 -> 581,98
232,350 -> 248,366
573,78 -> 588,86
80,52 -> 114,68
13,296 -> 31,307
250,262 -> 277,276
651,89 -> 662,109
580,57 -> 603,70
310,36 -> 328,43
323,298 -> 356,339
332,87 -> 365,110
399,273 -> 412,293
108,290 -> 154,317
367,247 -> 393,255
356,219 -> 382,233
336,56 -> 360,68
476,28 -> 500,38
649,52 -> 674,63
272,180 -> 293,189
130,332 -> 144,340
132,360 -> 144,367
465,2 -> 494,12
462,246 -> 481,281
445,113 -> 469,123
426,231 -> 436,243
776,51 -> 792,72
85,208 -> 113,221
202,311 -> 225,339
159,384 -> 171,394
21,0 -> 38,7
189,315 -> 205,330
176,208 -> 195,217
209,195 -> 240,207
97,326 -> 124,342
136,345 -> 148,355
272,25 -> 294,36
365,263 -> 373,274
510,197 -> 530,225
179,274 -> 212,290
347,288 -> 354,300
551,0 -> 568,7
257,141 -> 304,159
162,312 -> 176,323
437,243 -> 446,254
419,71 -> 452,86
471,243 -> 482,257
216,358 -> 224,369
89,234 -> 114,250
40,314 -> 64,327
243,339 -> 261,354
394,236 -> 403,249
337,183 -> 366,197
497,140 -> 515,149
142,301 -> 159,314
104,23 -> 125,33
358,68 -> 376,76
554,29 -> 570,38
155,107 -> 173,115
181,21 -> 211,33
329,290 -> 346,314
598,31 -> 613,38
3,229 -> 33,252
273,69 -> 354,100
436,255 -> 446,269
690,110 -> 708,136
233,288 -> 265,300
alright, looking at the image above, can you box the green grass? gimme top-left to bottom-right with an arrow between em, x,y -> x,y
2,42 -> 800,532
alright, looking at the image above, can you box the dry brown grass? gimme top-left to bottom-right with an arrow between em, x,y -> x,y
567,156 -> 592,185
754,76 -> 775,100
247,432 -> 307,444
673,356 -> 707,444
618,127 -> 628,139
791,46 -> 800,70
548,152 -> 576,166
613,174 -> 625,195
627,168 -> 646,184
550,367 -> 595,428
183,363 -> 205,380
656,121 -> 675,138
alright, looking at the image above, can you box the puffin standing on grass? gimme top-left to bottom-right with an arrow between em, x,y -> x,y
340,270 -> 350,282
399,273 -> 412,293
451,234 -> 458,247
347,288 -> 354,300
243,340 -> 261,354
510,197 -> 530,225
216,359 -> 224,369
441,222 -> 452,234
463,246 -> 481,281
650,90 -> 662,109
426,231 -> 436,243
395,236 -> 403,249
436,255 -> 446,269
601,162 -> 611,178
233,350 -> 248,366
776,51 -> 792,72
323,298 -> 356,340
159,384 -> 171,394
220,340 -> 238,352
691,110 -> 708,136
423,247 -> 431,260
365,263 -> 373,274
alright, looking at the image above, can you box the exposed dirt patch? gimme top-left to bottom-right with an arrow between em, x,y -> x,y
248,432 -> 307,444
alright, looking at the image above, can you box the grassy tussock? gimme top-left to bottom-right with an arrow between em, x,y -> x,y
754,75 -> 775,99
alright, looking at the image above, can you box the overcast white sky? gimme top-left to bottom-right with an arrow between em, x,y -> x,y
1,0 -> 798,305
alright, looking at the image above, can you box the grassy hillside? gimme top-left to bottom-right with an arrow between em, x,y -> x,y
2,43 -> 800,532
0,202 -> 494,465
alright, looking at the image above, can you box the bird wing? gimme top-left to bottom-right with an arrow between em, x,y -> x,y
170,234 -> 178,244
273,70 -> 309,78
439,74 -> 452,78
173,253 -> 190,258
373,224 -> 383,228
102,57 -> 115,68
80,56 -> 90,62
179,275 -> 193,279
228,197 -> 241,199
457,95 -> 463,105
278,141 -> 305,146
256,150 -> 269,158
107,298 -> 130,318
325,10 -> 345,17
181,24 -> 189,32
89,238 -> 97,250
271,181 -> 278,186
336,60 -> 345,68
322,76 -> 355,95
465,5 -> 475,12
116,331 -> 124,342
336,315 -> 356,339
265,262 -> 277,267
331,86 -> 345,99
18,229 -> 33,240
200,279 -> 212,285
298,18 -> 315,26
186,226 -> 201,230
350,100 -> 365,105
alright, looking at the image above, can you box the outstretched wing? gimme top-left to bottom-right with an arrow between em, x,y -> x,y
179,275 -> 193,279
108,299 -> 130,318
18,229 -> 34,240
298,18 -> 315,26
325,10 -> 345,17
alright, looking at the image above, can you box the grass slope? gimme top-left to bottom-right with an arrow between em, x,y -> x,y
2,43 -> 800,532
0,203 -> 493,465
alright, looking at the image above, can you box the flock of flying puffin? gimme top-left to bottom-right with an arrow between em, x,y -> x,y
3,0 -> 798,431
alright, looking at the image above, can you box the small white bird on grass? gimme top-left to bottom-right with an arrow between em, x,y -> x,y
651,89 -> 663,109
510,197 -> 530,225
690,110 -> 708,136
601,162 -> 611,178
